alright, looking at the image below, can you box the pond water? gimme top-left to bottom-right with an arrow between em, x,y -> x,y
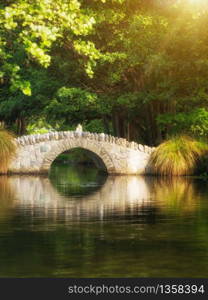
0,164 -> 208,277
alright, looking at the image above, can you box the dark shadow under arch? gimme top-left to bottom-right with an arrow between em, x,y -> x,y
51,147 -> 108,173
49,148 -> 108,197
41,139 -> 117,174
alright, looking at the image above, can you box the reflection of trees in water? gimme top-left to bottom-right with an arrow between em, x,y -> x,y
147,177 -> 200,215
49,165 -> 107,197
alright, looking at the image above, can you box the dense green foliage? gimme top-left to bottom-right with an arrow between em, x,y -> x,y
1,0 -> 208,145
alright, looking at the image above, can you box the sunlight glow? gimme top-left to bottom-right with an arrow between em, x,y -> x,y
188,0 -> 207,5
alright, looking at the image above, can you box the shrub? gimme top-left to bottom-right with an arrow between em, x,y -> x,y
150,135 -> 208,176
157,108 -> 208,139
0,130 -> 16,174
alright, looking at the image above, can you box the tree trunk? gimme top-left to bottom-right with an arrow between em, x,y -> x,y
103,116 -> 110,134
112,111 -> 121,137
16,118 -> 26,135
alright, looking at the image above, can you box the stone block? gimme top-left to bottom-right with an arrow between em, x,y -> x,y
40,144 -> 50,152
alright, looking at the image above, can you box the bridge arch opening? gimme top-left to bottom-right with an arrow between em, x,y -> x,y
50,147 -> 108,173
49,148 -> 108,197
41,139 -> 116,174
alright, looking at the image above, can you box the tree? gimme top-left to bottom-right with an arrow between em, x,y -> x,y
0,0 -> 107,133
0,0 -> 100,95
82,0 -> 208,144
1,0 -> 208,144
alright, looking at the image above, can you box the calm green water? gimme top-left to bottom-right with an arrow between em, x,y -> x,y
0,164 -> 208,277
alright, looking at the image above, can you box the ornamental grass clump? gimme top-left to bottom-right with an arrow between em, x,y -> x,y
0,130 -> 16,174
150,135 -> 208,176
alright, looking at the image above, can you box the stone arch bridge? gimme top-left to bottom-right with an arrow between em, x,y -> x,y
9,131 -> 155,175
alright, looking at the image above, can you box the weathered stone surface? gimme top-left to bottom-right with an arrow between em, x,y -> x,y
40,144 -> 50,153
8,131 -> 154,175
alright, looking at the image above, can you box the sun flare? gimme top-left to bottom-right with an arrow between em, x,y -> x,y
188,0 -> 207,5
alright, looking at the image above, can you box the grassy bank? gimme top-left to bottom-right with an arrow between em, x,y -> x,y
0,130 -> 16,174
150,136 -> 208,176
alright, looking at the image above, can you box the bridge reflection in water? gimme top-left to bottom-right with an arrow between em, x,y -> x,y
7,175 -> 150,221
1,169 -> 208,278
1,173 -> 199,224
